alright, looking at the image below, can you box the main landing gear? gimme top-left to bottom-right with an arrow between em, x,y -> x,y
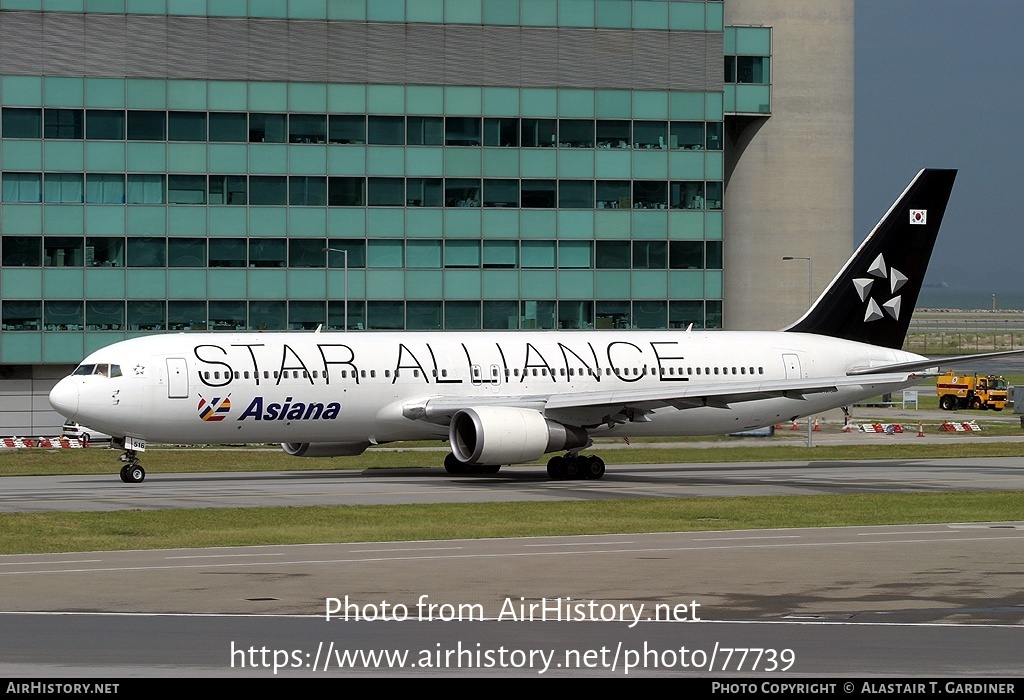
441,452 -> 607,480
546,454 -> 605,480
118,450 -> 145,483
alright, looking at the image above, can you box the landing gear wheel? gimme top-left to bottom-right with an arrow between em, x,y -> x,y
127,465 -> 145,483
444,452 -> 468,475
584,456 -> 606,480
546,456 -> 568,480
119,465 -> 130,483
564,458 -> 582,480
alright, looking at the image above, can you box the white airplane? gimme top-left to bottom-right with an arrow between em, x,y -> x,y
47,168 -> 1019,483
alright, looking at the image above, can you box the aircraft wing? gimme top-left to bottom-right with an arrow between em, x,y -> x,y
407,372 -> 919,427
846,348 -> 1024,376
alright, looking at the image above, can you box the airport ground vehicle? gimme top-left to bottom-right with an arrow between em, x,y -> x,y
61,419 -> 113,443
936,371 -> 1008,411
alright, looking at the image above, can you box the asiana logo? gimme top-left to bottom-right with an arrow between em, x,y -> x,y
197,394 -> 231,421
237,396 -> 341,421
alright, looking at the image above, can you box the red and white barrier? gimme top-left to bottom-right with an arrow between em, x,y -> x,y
1,436 -> 87,448
940,421 -> 982,432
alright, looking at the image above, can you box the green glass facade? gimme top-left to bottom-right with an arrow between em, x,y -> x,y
0,1 -> 776,431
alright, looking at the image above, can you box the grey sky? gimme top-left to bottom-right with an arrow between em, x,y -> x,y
855,0 -> 1024,287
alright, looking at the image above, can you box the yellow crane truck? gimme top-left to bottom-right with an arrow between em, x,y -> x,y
936,371 -> 1008,411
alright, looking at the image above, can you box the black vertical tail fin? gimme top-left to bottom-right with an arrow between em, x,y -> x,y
784,168 -> 957,349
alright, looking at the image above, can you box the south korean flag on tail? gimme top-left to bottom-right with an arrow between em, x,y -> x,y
910,209 -> 927,225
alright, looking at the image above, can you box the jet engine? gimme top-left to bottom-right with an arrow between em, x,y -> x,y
281,441 -> 371,458
449,406 -> 588,465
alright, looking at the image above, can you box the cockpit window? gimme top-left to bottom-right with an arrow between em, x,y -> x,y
71,363 -> 121,378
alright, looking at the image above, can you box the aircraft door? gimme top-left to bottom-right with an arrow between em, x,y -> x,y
167,358 -> 189,398
782,353 -> 802,380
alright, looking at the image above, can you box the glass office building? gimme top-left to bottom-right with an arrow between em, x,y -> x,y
0,1 -> 785,433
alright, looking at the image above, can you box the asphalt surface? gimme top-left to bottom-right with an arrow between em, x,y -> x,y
2,524 -> 1024,676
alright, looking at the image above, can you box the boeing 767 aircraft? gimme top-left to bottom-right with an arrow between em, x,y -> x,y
48,168 -> 1018,483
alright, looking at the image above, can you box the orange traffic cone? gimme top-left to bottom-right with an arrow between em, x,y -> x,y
917,421 -> 925,437
791,420 -> 799,430
813,418 -> 821,432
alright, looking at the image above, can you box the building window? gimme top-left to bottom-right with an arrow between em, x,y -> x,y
289,114 -> 326,144
168,112 -> 207,141
406,178 -> 442,207
127,237 -> 166,267
209,113 -> 247,142
128,300 -> 166,331
208,175 -> 247,205
43,173 -> 84,203
521,179 -> 556,208
127,111 -> 166,140
330,115 -> 366,144
1,236 -> 42,266
168,238 -> 206,267
2,300 -> 42,330
168,300 -> 206,330
249,176 -> 287,205
2,173 -> 42,202
248,113 -> 287,143
521,118 -> 556,147
559,119 -> 594,148
2,108 -> 41,138
209,301 -> 246,330
328,177 -> 365,206
483,117 -> 519,147
86,237 -> 125,267
126,174 -> 165,204
290,176 -> 326,206
445,117 -> 481,146
367,116 -> 404,145
367,177 -> 405,206
558,180 -> 593,209
407,116 -> 443,146
208,238 -> 246,267
289,239 -> 325,268
43,109 -> 84,139
44,236 -> 84,267
483,179 -> 519,208
85,174 -> 125,204
596,120 -> 631,148
86,300 -> 124,330
167,175 -> 207,204
249,238 -> 286,268
44,300 -> 84,330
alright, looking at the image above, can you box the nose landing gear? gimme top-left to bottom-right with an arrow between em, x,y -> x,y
118,450 -> 145,483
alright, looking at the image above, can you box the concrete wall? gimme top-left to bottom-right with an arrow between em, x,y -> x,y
0,365 -> 72,436
723,0 -> 854,330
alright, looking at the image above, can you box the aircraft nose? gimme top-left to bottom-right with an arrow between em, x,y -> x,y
49,377 -> 79,418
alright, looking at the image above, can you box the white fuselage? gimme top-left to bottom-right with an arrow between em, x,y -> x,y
50,329 -> 924,448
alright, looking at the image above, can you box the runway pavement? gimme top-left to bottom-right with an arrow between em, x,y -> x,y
3,523 -> 1024,676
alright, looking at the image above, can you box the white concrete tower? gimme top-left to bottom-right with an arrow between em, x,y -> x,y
723,0 -> 855,330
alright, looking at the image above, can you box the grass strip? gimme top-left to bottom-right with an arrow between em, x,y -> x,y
2,440 -> 1023,477
1,491 -> 1021,555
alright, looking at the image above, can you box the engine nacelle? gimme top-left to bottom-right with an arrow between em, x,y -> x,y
281,441 -> 370,458
449,406 -> 588,465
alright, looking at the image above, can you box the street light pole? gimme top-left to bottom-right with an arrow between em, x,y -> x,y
783,255 -> 813,447
323,247 -> 349,331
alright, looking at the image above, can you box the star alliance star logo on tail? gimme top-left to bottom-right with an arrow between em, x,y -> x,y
198,394 -> 231,421
853,253 -> 907,323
